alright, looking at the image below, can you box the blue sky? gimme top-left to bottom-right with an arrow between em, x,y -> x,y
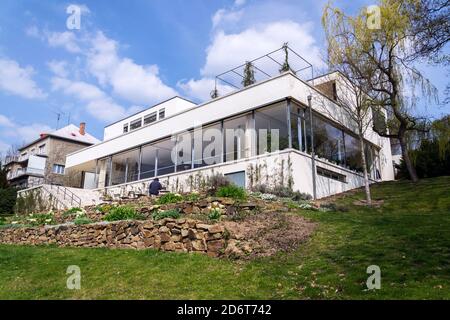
0,0 -> 448,153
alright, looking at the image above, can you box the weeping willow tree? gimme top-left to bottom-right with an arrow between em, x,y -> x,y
242,61 -> 256,87
322,0 -> 437,183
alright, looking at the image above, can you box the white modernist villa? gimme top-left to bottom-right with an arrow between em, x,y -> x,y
65,70 -> 395,199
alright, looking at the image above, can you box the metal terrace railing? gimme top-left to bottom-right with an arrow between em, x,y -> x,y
211,44 -> 314,98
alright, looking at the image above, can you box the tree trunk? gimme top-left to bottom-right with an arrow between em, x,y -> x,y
359,135 -> 372,205
399,135 -> 419,182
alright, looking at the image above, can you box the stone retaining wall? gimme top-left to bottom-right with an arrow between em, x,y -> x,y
0,218 -> 230,257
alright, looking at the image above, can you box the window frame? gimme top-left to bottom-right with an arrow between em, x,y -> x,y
144,111 -> 157,125
130,118 -> 142,131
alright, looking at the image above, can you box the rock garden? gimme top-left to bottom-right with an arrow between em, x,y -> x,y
0,175 -> 345,258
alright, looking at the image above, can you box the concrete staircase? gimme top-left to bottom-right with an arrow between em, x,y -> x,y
18,185 -> 103,210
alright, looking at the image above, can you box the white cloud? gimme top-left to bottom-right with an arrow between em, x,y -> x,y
87,32 -> 177,104
0,114 -> 53,147
212,8 -> 244,29
46,31 -> 81,53
0,114 -> 14,128
179,1 -> 325,102
15,123 -> 53,143
0,58 -> 47,99
47,60 -> 69,77
177,78 -> 234,102
202,21 -> 324,77
51,77 -> 130,122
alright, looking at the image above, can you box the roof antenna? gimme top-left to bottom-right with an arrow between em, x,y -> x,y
50,108 -> 66,130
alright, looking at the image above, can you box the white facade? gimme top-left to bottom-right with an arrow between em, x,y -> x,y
66,71 -> 395,199
103,97 -> 197,141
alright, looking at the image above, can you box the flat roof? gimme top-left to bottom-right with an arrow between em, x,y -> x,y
104,96 -> 197,128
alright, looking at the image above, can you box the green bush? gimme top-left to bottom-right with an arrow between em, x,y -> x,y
156,193 -> 183,205
215,185 -> 247,200
74,216 -> 93,225
63,207 -> 83,217
205,173 -> 231,195
252,184 -> 311,201
152,209 -> 180,220
96,204 -> 114,214
103,206 -> 144,222
208,208 -> 222,220
0,188 -> 17,215
183,192 -> 200,202
25,212 -> 56,226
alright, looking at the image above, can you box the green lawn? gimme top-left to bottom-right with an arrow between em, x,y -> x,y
1,177 -> 449,299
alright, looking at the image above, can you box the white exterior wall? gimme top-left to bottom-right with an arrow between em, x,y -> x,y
66,72 -> 395,198
100,150 -> 374,199
103,97 -> 197,141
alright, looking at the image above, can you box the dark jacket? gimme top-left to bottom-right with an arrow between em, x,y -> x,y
149,180 -> 162,195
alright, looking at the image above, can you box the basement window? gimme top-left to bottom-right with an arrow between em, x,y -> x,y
144,112 -> 157,125
317,166 -> 347,183
130,118 -> 142,131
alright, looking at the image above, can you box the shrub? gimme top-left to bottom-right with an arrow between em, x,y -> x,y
0,188 -> 17,215
215,185 -> 247,200
259,193 -> 277,201
183,192 -> 200,202
205,173 -> 231,195
252,184 -> 311,201
251,184 -> 269,194
291,191 -> 312,201
25,212 -> 56,226
208,208 -> 222,220
63,207 -> 83,217
152,209 -> 180,220
103,206 -> 144,222
96,204 -> 114,214
74,216 -> 93,225
156,193 -> 183,205
298,202 -> 317,211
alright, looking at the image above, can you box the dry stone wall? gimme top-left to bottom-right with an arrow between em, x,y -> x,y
0,218 -> 231,257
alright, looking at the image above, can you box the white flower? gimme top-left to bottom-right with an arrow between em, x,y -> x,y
27,218 -> 37,222
45,219 -> 52,223
11,221 -> 19,225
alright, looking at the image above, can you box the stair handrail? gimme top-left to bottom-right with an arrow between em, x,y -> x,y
48,184 -> 82,208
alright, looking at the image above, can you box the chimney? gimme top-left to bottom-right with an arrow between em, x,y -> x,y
79,122 -> 86,136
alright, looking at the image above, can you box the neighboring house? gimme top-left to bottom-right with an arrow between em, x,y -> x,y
66,71 -> 395,199
4,123 -> 100,189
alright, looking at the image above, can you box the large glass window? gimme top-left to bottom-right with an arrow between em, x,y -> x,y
344,133 -> 363,172
255,103 -> 289,155
111,149 -> 140,185
154,138 -> 175,175
224,114 -> 250,161
291,105 -> 307,152
312,116 -> 345,166
194,122 -> 223,168
140,145 -> 157,179
175,131 -> 193,172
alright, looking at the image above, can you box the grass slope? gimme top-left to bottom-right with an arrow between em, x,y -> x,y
1,177 -> 449,299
